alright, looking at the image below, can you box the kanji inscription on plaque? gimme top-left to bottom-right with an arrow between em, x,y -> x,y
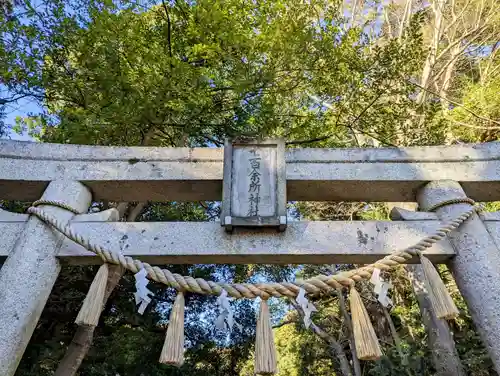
221,138 -> 286,231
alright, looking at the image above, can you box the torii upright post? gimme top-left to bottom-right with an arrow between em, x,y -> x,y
417,180 -> 500,373
0,180 -> 91,376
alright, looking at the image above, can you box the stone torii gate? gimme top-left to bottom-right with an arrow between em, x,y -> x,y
2,139 -> 500,375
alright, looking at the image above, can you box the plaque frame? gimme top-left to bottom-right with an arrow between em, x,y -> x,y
221,138 -> 286,232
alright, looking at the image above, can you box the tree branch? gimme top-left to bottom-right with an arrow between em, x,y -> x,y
202,135 -> 224,146
161,0 -> 173,61
0,93 -> 32,105
409,80 -> 500,126
290,300 -> 353,376
287,93 -> 386,146
381,304 -> 409,368
435,24 -> 488,62
273,319 -> 296,329
127,202 -> 146,221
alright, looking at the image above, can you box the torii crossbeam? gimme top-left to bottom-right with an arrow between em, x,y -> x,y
2,140 -> 500,375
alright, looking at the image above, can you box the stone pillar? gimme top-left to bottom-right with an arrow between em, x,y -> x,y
417,180 -> 500,373
390,203 -> 466,376
0,180 -> 91,376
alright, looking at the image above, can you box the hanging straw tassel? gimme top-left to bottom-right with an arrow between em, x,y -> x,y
419,252 -> 459,320
349,285 -> 382,361
254,299 -> 277,375
160,291 -> 185,367
75,263 -> 109,327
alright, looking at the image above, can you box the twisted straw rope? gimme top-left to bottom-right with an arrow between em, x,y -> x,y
424,198 -> 477,213
32,199 -> 83,214
27,202 -> 476,300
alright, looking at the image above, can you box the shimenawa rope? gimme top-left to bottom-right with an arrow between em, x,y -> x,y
26,201 -> 476,300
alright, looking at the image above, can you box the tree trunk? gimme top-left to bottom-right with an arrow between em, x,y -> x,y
323,333 -> 354,376
416,0 -> 444,105
406,265 -> 466,376
291,301 -> 353,376
338,289 -> 362,376
54,264 -> 125,376
54,200 -> 144,376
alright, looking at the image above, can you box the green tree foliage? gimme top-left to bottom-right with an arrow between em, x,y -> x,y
1,0 -> 500,375
2,0 -> 424,146
449,61 -> 500,142
11,201 -> 260,376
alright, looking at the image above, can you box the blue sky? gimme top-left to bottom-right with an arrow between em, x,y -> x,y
2,98 -> 39,141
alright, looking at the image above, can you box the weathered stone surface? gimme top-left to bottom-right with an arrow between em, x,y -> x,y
389,207 -> 437,221
2,140 -> 500,202
390,204 -> 466,376
0,208 -> 29,222
231,145 -> 277,218
406,263 -> 466,376
0,220 -> 455,264
75,208 -> 120,223
480,211 -> 500,221
0,209 -> 119,265
2,138 -> 496,162
418,180 -> 500,374
0,210 -> 28,260
0,181 -> 92,376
